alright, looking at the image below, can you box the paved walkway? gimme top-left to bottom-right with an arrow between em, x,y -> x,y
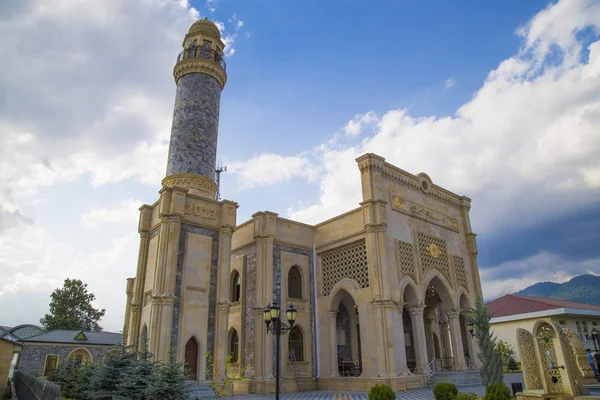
231,386 -> 486,400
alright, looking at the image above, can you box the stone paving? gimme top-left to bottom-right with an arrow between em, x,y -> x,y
229,386 -> 486,400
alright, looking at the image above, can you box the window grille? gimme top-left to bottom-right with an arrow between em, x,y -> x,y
396,241 -> 416,281
453,256 -> 467,288
416,232 -> 451,282
321,241 -> 369,296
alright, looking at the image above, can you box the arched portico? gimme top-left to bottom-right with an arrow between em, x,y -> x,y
328,286 -> 362,377
67,348 -> 93,365
419,274 -> 467,371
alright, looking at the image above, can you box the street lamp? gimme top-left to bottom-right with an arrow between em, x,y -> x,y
264,301 -> 297,400
467,321 -> 474,337
591,328 -> 599,352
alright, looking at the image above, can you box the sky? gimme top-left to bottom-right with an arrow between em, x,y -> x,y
1,0 -> 599,333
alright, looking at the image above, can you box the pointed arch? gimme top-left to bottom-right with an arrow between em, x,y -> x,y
229,328 -> 239,362
400,280 -> 419,306
423,272 -> 455,309
230,270 -> 241,302
288,325 -> 304,361
288,265 -> 303,299
185,336 -> 200,380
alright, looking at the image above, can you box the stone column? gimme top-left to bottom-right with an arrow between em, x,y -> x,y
123,278 -> 135,344
328,310 -> 339,377
128,207 -> 152,348
214,227 -> 233,377
150,214 -> 181,361
410,305 -> 428,373
447,311 -> 466,371
425,318 -> 436,362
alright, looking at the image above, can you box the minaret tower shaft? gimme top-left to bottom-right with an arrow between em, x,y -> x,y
163,18 -> 227,199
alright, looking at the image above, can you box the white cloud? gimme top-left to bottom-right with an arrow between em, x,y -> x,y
81,199 -> 143,229
343,111 -> 378,137
283,0 -> 600,232
480,251 -> 600,300
445,78 -> 456,88
228,153 -> 319,189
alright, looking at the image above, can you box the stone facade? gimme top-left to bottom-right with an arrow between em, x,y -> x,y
123,19 -> 483,395
18,344 -> 113,377
166,72 -> 221,180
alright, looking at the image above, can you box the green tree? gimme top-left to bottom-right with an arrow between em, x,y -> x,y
89,342 -> 137,399
204,353 -> 247,400
147,349 -> 189,400
40,278 -> 106,331
495,340 -> 516,365
117,335 -> 155,400
469,296 -> 503,387
507,357 -> 519,372
48,358 -> 80,398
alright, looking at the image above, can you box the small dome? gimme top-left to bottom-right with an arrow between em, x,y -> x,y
188,18 -> 221,38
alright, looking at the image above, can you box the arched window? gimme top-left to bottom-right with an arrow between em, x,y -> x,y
231,271 -> 241,302
288,266 -> 302,299
288,326 -> 303,361
229,329 -> 239,362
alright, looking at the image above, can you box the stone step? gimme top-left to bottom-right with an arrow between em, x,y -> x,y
427,370 -> 481,388
185,381 -> 215,400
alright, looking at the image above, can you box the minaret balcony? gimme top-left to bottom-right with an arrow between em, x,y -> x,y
177,46 -> 226,71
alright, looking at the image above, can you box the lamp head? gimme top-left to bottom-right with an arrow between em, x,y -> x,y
467,322 -> 474,336
264,304 -> 271,329
286,304 -> 297,327
270,302 -> 280,322
592,328 -> 599,338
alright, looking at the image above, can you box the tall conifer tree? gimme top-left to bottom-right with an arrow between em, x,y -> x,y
471,296 -> 503,387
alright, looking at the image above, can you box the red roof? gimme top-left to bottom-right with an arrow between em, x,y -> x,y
487,294 -> 600,318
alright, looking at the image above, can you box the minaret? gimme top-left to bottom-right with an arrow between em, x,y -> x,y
125,19 -> 237,376
163,18 -> 227,199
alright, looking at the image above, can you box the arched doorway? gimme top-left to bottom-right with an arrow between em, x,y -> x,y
424,276 -> 457,370
185,337 -> 200,380
330,289 -> 362,377
402,283 -> 418,372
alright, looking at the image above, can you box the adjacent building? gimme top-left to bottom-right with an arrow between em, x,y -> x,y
123,18 -> 484,393
488,294 -> 600,360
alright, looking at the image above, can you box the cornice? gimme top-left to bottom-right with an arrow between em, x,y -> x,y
162,173 -> 217,199
173,58 -> 227,89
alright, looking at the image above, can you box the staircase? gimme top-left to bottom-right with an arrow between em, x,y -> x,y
426,370 -> 482,388
186,381 -> 215,400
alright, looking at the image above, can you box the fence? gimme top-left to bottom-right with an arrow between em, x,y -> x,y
13,371 -> 60,400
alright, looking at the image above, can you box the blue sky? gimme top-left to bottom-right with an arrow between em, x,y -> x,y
0,0 -> 599,332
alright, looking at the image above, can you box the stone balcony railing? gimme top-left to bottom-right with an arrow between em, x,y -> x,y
177,45 -> 227,71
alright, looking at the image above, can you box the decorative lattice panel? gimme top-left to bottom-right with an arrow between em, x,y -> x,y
517,328 -> 543,390
416,232 -> 451,282
321,241 -> 369,296
535,322 -> 564,394
397,241 -> 416,281
554,326 -> 583,394
453,256 -> 467,288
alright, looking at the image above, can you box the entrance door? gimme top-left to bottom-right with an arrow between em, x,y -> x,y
185,338 -> 199,380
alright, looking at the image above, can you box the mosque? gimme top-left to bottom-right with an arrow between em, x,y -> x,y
122,18 -> 483,393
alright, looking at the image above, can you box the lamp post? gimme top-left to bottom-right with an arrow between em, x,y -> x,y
591,328 -> 599,352
264,301 -> 297,400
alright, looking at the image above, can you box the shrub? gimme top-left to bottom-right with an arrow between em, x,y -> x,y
433,383 -> 458,400
368,383 -> 395,400
485,383 -> 511,400
455,393 -> 478,400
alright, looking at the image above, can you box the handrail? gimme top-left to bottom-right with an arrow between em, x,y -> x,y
424,358 -> 436,385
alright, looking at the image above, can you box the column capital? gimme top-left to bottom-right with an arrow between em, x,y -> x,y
151,295 -> 176,305
217,301 -> 232,312
139,231 -> 149,239
409,305 -> 426,316
254,235 -> 274,244
446,310 -> 461,319
370,298 -> 398,309
365,224 -> 387,233
219,226 -> 234,237
161,215 -> 182,224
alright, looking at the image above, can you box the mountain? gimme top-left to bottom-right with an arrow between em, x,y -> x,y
515,274 -> 600,306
